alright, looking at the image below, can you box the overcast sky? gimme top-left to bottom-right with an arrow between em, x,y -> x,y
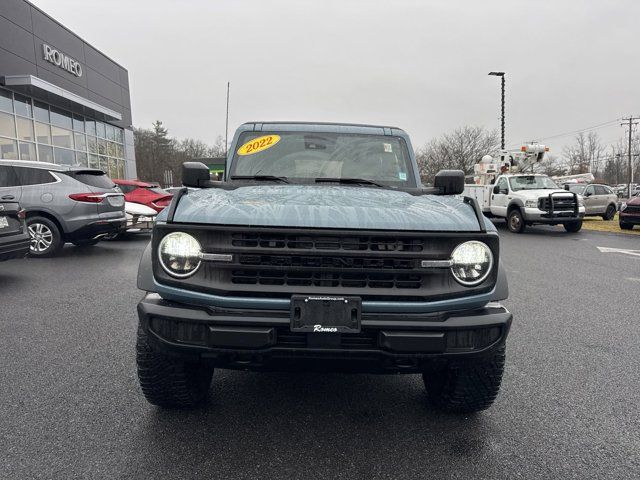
31,0 -> 640,154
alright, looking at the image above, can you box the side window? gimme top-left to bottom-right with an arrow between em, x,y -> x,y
594,185 -> 607,195
602,186 -> 613,195
118,184 -> 135,194
14,167 -> 56,186
497,177 -> 508,191
584,185 -> 595,196
0,165 -> 19,187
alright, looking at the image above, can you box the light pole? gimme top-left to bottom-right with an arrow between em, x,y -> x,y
488,71 -> 506,150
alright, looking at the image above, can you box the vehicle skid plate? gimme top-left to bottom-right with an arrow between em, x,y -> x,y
290,295 -> 361,333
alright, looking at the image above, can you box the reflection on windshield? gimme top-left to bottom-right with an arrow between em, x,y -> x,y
230,132 -> 415,187
509,176 -> 559,191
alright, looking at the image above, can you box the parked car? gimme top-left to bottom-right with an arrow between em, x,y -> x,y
113,179 -> 172,212
0,200 -> 30,261
566,184 -> 618,220
135,122 -> 512,413
0,160 -> 125,257
105,201 -> 157,240
619,194 -> 640,230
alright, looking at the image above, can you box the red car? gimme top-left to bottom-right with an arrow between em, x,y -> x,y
619,193 -> 640,230
113,179 -> 172,212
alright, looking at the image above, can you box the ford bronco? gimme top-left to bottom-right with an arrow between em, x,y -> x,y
136,122 -> 512,413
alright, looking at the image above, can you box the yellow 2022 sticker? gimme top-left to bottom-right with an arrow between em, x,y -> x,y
237,135 -> 281,156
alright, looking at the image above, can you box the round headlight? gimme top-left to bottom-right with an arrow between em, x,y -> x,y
450,241 -> 493,286
158,232 -> 202,278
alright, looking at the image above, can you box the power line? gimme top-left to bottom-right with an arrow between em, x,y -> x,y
508,119 -> 620,148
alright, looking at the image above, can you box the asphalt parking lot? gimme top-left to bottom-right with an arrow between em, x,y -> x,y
1,225 -> 639,479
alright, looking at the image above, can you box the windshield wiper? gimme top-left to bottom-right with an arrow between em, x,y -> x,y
230,175 -> 289,184
314,177 -> 384,187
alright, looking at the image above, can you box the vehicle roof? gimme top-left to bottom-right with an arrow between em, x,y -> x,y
243,121 -> 403,130
0,160 -> 104,173
113,178 -> 156,187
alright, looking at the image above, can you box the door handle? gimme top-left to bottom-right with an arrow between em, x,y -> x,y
1,195 -> 15,200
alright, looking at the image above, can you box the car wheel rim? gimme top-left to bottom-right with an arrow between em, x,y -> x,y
28,223 -> 53,253
510,215 -> 520,230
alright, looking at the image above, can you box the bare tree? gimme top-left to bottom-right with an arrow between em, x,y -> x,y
415,126 -> 500,184
561,132 -> 604,175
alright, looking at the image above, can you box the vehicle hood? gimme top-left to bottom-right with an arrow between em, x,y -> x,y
158,185 -> 492,232
514,189 -> 572,200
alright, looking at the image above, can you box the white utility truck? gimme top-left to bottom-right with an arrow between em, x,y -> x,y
463,143 -> 585,233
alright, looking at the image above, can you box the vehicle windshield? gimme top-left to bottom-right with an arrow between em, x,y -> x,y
509,175 -> 559,191
229,131 -> 416,187
567,184 -> 587,194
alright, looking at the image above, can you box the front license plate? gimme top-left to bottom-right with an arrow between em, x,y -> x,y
290,295 -> 361,333
0,216 -> 8,228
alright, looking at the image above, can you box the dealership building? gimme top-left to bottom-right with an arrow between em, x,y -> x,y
0,0 -> 136,178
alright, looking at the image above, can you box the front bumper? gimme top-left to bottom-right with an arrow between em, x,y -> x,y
619,211 -> 640,225
138,293 -> 512,373
0,233 -> 30,261
523,206 -> 585,223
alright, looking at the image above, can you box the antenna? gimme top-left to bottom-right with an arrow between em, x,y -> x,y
225,81 -> 230,157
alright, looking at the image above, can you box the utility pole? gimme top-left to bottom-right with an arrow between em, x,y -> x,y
621,116 -> 638,198
488,71 -> 506,150
225,82 -> 230,158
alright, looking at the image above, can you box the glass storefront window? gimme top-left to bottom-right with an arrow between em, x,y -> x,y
50,107 -> 73,129
16,116 -> 35,142
98,155 -> 109,172
18,142 -> 37,161
34,101 -> 49,123
117,159 -> 125,179
38,144 -> 54,163
106,124 -> 115,141
36,122 -> 52,145
72,114 -> 84,132
54,147 -> 75,165
0,111 -> 16,138
51,126 -> 73,149
115,143 -> 123,158
0,89 -> 12,113
0,137 -> 18,159
87,135 -> 98,154
96,122 -> 106,139
98,138 -> 107,155
85,120 -> 96,136
14,94 -> 33,118
75,152 -> 88,167
89,154 -> 100,169
74,133 -> 86,152
115,128 -> 124,144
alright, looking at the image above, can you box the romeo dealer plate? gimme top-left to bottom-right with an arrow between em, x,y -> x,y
290,295 -> 361,333
0,216 -> 8,228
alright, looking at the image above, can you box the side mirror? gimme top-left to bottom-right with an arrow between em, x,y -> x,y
493,185 -> 501,194
182,162 -> 211,188
434,170 -> 464,195
585,191 -> 592,197
564,185 -> 569,190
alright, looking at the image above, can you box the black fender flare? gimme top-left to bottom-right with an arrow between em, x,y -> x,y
137,241 -> 156,292
490,261 -> 509,301
507,198 -> 525,212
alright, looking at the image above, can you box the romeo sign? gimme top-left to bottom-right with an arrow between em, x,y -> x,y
42,44 -> 83,77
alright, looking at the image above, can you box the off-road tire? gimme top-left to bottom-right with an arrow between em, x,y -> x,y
26,216 -> 63,257
619,222 -> 633,230
136,326 -> 214,408
422,344 -> 506,413
507,209 -> 525,233
563,220 -> 583,233
602,204 -> 616,221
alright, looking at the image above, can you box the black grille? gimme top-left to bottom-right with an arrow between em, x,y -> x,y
153,226 -> 499,301
231,233 -> 423,252
538,195 -> 577,211
624,204 -> 640,214
231,269 -> 423,289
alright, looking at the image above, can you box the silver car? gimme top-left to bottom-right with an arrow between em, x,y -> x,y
567,183 -> 618,220
0,160 -> 125,256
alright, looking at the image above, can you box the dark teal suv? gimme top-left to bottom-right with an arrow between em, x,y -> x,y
135,122 -> 511,413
